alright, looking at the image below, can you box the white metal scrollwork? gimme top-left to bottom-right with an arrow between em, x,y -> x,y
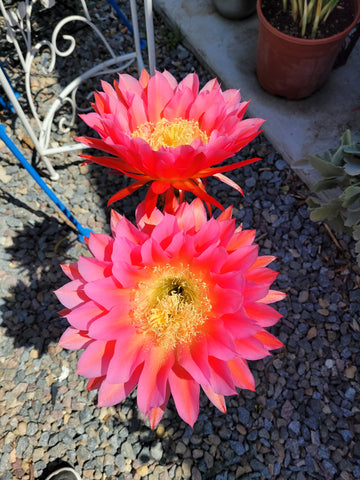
0,0 -> 155,180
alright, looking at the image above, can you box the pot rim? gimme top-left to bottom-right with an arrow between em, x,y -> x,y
256,0 -> 360,46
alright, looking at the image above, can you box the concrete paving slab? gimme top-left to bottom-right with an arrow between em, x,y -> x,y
153,0 -> 360,190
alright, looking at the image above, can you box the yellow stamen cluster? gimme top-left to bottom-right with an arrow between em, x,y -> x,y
132,265 -> 211,350
131,118 -> 209,150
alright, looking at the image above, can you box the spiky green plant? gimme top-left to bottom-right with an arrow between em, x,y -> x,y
302,130 -> 360,266
283,0 -> 340,38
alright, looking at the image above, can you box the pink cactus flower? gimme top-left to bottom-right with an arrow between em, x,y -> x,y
55,199 -> 284,427
77,70 -> 264,214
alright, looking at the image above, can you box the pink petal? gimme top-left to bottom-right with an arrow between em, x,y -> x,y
137,347 -> 175,414
205,319 -> 237,360
61,263 -> 81,280
254,330 -> 284,350
54,279 -> 86,309
168,365 -> 200,427
147,71 -> 175,123
135,201 -> 164,233
193,217 -> 220,252
210,270 -> 245,290
58,327 -> 92,350
148,384 -> 171,429
221,245 -> 258,274
245,267 -> 278,285
112,259 -> 146,288
65,300 -> 105,330
77,340 -> 115,377
110,209 -> 123,236
161,69 -> 178,89
88,304 -> 133,340
211,284 -> 243,314
97,364 -> 142,407
140,238 -> 170,265
77,256 -> 112,282
234,337 -> 271,360
151,213 -> 180,249
200,78 -> 219,93
175,198 -> 207,233
260,290 -> 287,304
221,308 -> 260,339
245,302 -> 282,327
227,357 -> 255,391
177,340 -> 211,385
128,93 -> 148,130
114,215 -> 149,245
107,332 -> 148,384
87,376 -> 105,391
202,385 -> 227,413
162,86 -> 195,120
242,282 -> 270,305
84,276 -> 128,310
208,357 -> 237,396
116,73 -> 144,105
87,232 -> 114,261
227,230 -> 256,251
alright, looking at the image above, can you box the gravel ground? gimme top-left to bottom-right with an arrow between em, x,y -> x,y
0,1 -> 360,479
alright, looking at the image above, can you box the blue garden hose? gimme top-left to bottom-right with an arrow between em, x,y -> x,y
105,0 -> 147,50
0,61 -> 20,113
0,125 -> 92,243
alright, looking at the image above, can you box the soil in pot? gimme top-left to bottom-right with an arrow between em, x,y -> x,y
261,0 -> 356,39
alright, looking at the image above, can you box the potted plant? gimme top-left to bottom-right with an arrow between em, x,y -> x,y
256,0 -> 360,99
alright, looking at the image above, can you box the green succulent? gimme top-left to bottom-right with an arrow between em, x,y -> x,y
303,129 -> 360,265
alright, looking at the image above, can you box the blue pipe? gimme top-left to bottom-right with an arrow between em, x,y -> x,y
0,125 -> 92,243
105,0 -> 147,50
0,61 -> 20,113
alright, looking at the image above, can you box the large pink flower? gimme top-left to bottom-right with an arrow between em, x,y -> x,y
55,199 -> 284,427
77,70 -> 264,214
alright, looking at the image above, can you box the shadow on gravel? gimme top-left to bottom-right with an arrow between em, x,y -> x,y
0,193 -> 82,355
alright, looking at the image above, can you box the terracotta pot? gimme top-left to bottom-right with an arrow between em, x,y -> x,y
256,0 -> 360,99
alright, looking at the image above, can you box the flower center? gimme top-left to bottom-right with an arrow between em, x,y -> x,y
131,118 -> 209,150
132,265 -> 211,349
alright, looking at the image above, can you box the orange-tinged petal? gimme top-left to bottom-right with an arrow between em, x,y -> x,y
260,290 -> 287,304
202,385 -> 227,413
254,330 -> 284,350
227,357 -> 255,391
147,70 -> 175,123
61,262 -> 81,281
168,365 -> 200,427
